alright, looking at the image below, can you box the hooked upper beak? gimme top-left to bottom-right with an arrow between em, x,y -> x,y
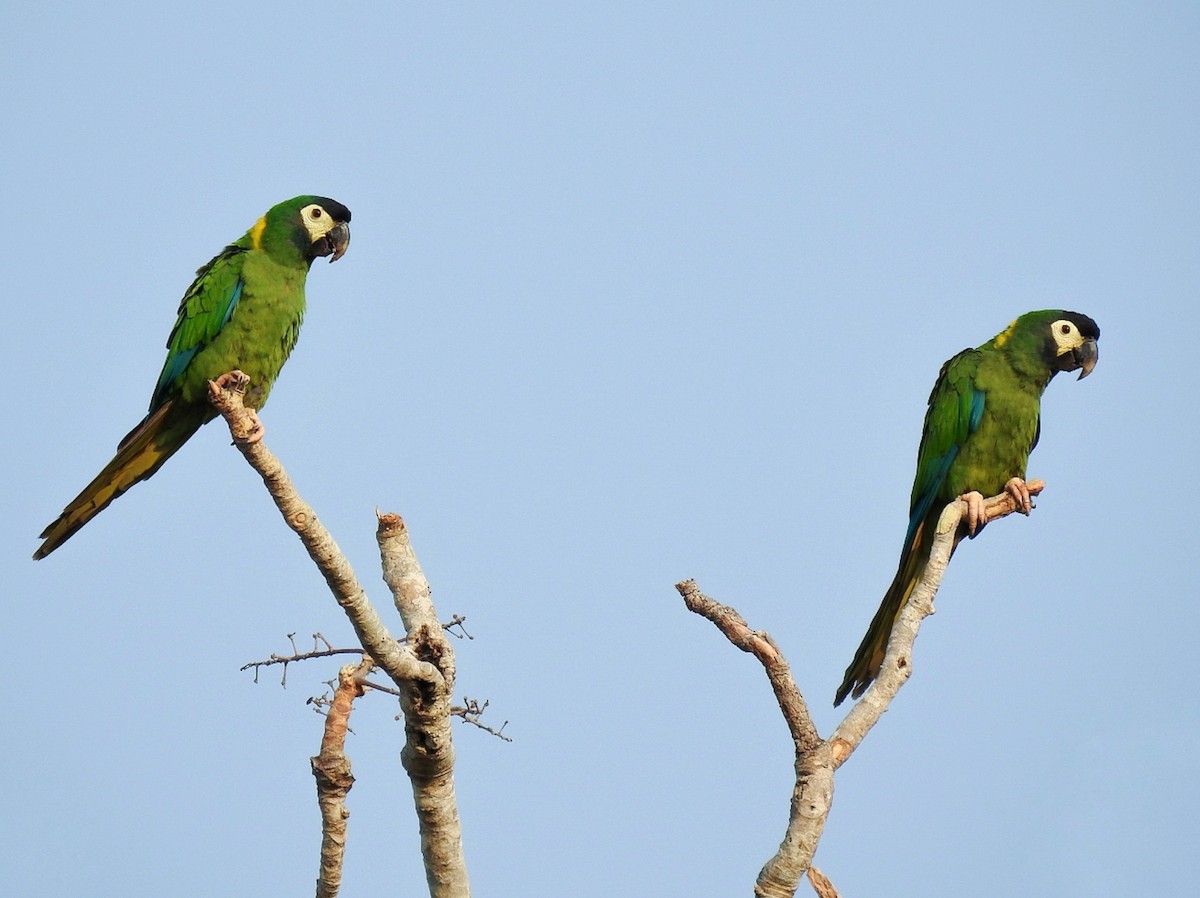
1061,337 -> 1098,380
312,221 -> 351,263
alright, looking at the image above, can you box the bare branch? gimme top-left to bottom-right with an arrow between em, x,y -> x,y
674,481 -> 1048,896
451,698 -> 512,742
361,679 -> 403,698
443,615 -> 474,640
209,374 -> 471,898
242,623 -> 472,685
829,480 -> 1044,766
806,867 -> 841,898
311,659 -> 371,898
377,512 -> 470,898
208,374 -> 439,687
674,580 -> 833,897
241,644 -> 367,686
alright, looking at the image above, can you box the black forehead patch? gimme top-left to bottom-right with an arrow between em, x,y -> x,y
1062,311 -> 1100,340
311,197 -> 351,223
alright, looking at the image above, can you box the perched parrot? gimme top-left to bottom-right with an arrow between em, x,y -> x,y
34,195 -> 351,560
834,310 -> 1100,706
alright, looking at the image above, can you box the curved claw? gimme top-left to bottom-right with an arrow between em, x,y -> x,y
212,369 -> 251,394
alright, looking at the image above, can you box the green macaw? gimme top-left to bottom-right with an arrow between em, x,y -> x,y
834,310 -> 1100,706
34,195 -> 351,560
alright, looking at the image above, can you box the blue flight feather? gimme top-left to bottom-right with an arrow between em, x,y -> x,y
149,278 -> 244,411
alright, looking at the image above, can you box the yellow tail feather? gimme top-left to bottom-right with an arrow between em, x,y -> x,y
34,402 -> 199,559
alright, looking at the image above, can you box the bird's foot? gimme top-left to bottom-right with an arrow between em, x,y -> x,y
1005,476 -> 1034,516
212,369 -> 251,394
240,409 -> 266,444
210,371 -> 265,443
958,490 -> 987,536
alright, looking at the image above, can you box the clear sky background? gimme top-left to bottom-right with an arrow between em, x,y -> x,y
3,3 -> 1197,896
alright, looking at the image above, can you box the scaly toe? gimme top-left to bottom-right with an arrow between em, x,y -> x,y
242,410 -> 266,444
959,490 -> 986,536
1005,477 -> 1032,515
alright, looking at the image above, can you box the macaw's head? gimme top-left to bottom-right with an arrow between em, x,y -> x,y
1046,310 -> 1100,379
997,309 -> 1100,381
255,195 -> 351,266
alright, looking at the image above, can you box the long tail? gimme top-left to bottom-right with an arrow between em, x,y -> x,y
34,401 -> 204,559
834,518 -> 934,706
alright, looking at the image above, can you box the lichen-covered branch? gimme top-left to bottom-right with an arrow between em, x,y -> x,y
674,481 -> 1047,896
313,658 -> 372,898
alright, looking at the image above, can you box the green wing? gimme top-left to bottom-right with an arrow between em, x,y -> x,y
148,244 -> 248,412
904,348 -> 985,549
833,348 -> 987,705
40,245 -> 247,557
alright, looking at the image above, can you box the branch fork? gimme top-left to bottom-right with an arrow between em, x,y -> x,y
209,372 -> 471,898
675,480 -> 1046,897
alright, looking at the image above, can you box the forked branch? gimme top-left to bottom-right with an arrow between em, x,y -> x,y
675,480 -> 1045,897
209,372 -> 470,898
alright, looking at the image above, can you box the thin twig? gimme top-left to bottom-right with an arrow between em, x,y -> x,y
242,621 -> 472,685
450,698 -> 512,742
241,647 -> 367,685
355,679 -> 401,698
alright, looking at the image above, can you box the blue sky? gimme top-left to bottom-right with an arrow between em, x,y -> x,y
3,3 -> 1197,896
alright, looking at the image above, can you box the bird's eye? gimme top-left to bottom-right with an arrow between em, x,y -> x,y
1060,323 -> 1072,334
310,207 -> 323,219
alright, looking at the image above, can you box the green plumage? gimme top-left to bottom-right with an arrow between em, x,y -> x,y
834,310 -> 1100,705
35,195 -> 351,560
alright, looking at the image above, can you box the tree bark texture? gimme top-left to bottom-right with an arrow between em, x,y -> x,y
210,373 -> 470,898
676,481 -> 1045,896
313,659 -> 371,898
